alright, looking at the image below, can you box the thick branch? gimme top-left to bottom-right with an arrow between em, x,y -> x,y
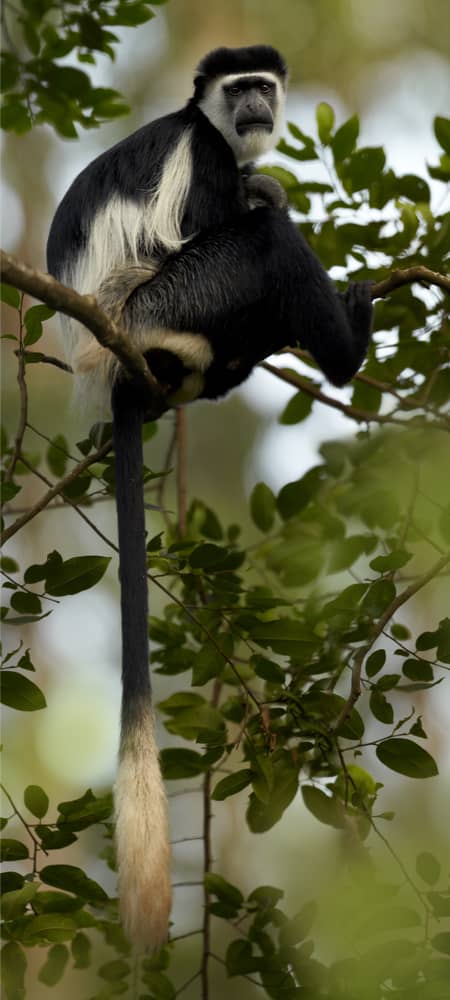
0,250 -> 167,417
371,266 -> 450,299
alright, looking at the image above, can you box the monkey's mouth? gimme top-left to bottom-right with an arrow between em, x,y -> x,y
236,123 -> 273,135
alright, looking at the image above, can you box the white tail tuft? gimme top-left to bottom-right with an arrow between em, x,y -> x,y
114,707 -> 171,950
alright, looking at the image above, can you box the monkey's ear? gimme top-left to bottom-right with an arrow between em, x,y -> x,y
193,73 -> 208,99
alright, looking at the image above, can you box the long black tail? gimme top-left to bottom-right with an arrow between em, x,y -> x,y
111,379 -> 171,950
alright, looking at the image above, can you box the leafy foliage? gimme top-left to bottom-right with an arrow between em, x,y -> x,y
1,0 -> 168,136
1,9 -> 449,997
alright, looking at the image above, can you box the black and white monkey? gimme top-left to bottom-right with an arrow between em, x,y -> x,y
47,45 -> 372,950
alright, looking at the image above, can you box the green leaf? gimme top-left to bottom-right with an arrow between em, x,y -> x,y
329,534 -> 375,573
402,659 -> 433,682
370,689 -> 394,725
40,864 -> 108,903
109,2 -> 155,25
1,941 -> 27,999
416,618 -> 450,662
416,851 -> 441,885
247,754 -> 299,832
0,101 -> 32,133
23,913 -> 77,944
250,482 -> 276,532
37,826 -> 77,850
301,786 -> 343,828
1,671 -> 46,710
1,52 -> 20,91
10,591 -> 42,616
71,931 -> 91,969
140,971 -> 175,998
344,147 -> 386,192
0,283 -> 20,309
316,102 -> 335,144
251,654 -> 285,684
1,882 -> 39,920
24,305 -> 54,347
376,738 -> 438,778
279,391 -> 313,425
212,769 -> 252,801
277,466 -> 324,519
46,435 -> 68,477
204,873 -> 243,909
434,116 -> 450,154
33,890 -> 82,914
331,114 -> 359,161
191,645 -> 221,686
1,480 -> 21,503
366,649 -> 386,678
432,932 -> 450,955
38,944 -> 69,986
279,901 -> 317,946
45,555 -> 110,596
24,785 -> 49,819
248,885 -> 284,908
99,959 -> 130,980
369,550 -> 411,572
0,838 -> 29,861
361,579 -> 396,617
397,174 -> 431,203
226,939 -> 259,977
357,905 -> 421,938
250,618 -> 316,656
56,789 -> 112,829
160,748 -> 206,779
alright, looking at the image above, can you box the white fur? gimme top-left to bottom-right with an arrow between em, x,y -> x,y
198,71 -> 286,165
115,705 -> 171,950
61,130 -> 196,402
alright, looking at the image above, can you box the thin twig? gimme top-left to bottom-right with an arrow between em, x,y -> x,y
175,970 -> 202,998
17,350 -> 73,373
6,296 -> 28,482
260,361 -> 404,425
200,677 -> 222,1000
19,457 -> 119,554
334,551 -> 450,732
176,406 -> 187,539
1,440 -> 112,545
157,415 -> 177,532
0,783 -> 47,855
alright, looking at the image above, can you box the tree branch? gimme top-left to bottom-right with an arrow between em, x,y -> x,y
371,265 -> 450,299
1,440 -> 112,546
260,361 -> 405,425
0,250 -> 167,417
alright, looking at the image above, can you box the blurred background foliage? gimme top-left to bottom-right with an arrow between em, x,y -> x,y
1,1 -> 450,998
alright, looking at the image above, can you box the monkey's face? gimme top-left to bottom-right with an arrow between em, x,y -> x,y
198,71 -> 286,165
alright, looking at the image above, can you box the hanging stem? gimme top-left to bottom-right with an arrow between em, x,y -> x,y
176,405 -> 187,538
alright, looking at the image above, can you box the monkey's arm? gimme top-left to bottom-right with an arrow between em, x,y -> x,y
243,173 -> 288,211
123,207 -> 372,391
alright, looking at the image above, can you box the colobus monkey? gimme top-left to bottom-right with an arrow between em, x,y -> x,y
47,45 -> 372,950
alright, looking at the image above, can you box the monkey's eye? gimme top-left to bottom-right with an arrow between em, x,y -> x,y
227,85 -> 242,96
259,82 -> 272,94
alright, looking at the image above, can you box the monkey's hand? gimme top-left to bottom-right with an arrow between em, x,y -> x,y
244,173 -> 288,211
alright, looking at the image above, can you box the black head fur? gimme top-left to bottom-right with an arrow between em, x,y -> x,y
193,45 -> 287,99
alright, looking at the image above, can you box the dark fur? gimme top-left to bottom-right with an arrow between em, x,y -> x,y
194,45 -> 288,96
46,46 -> 373,946
123,207 -> 372,397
